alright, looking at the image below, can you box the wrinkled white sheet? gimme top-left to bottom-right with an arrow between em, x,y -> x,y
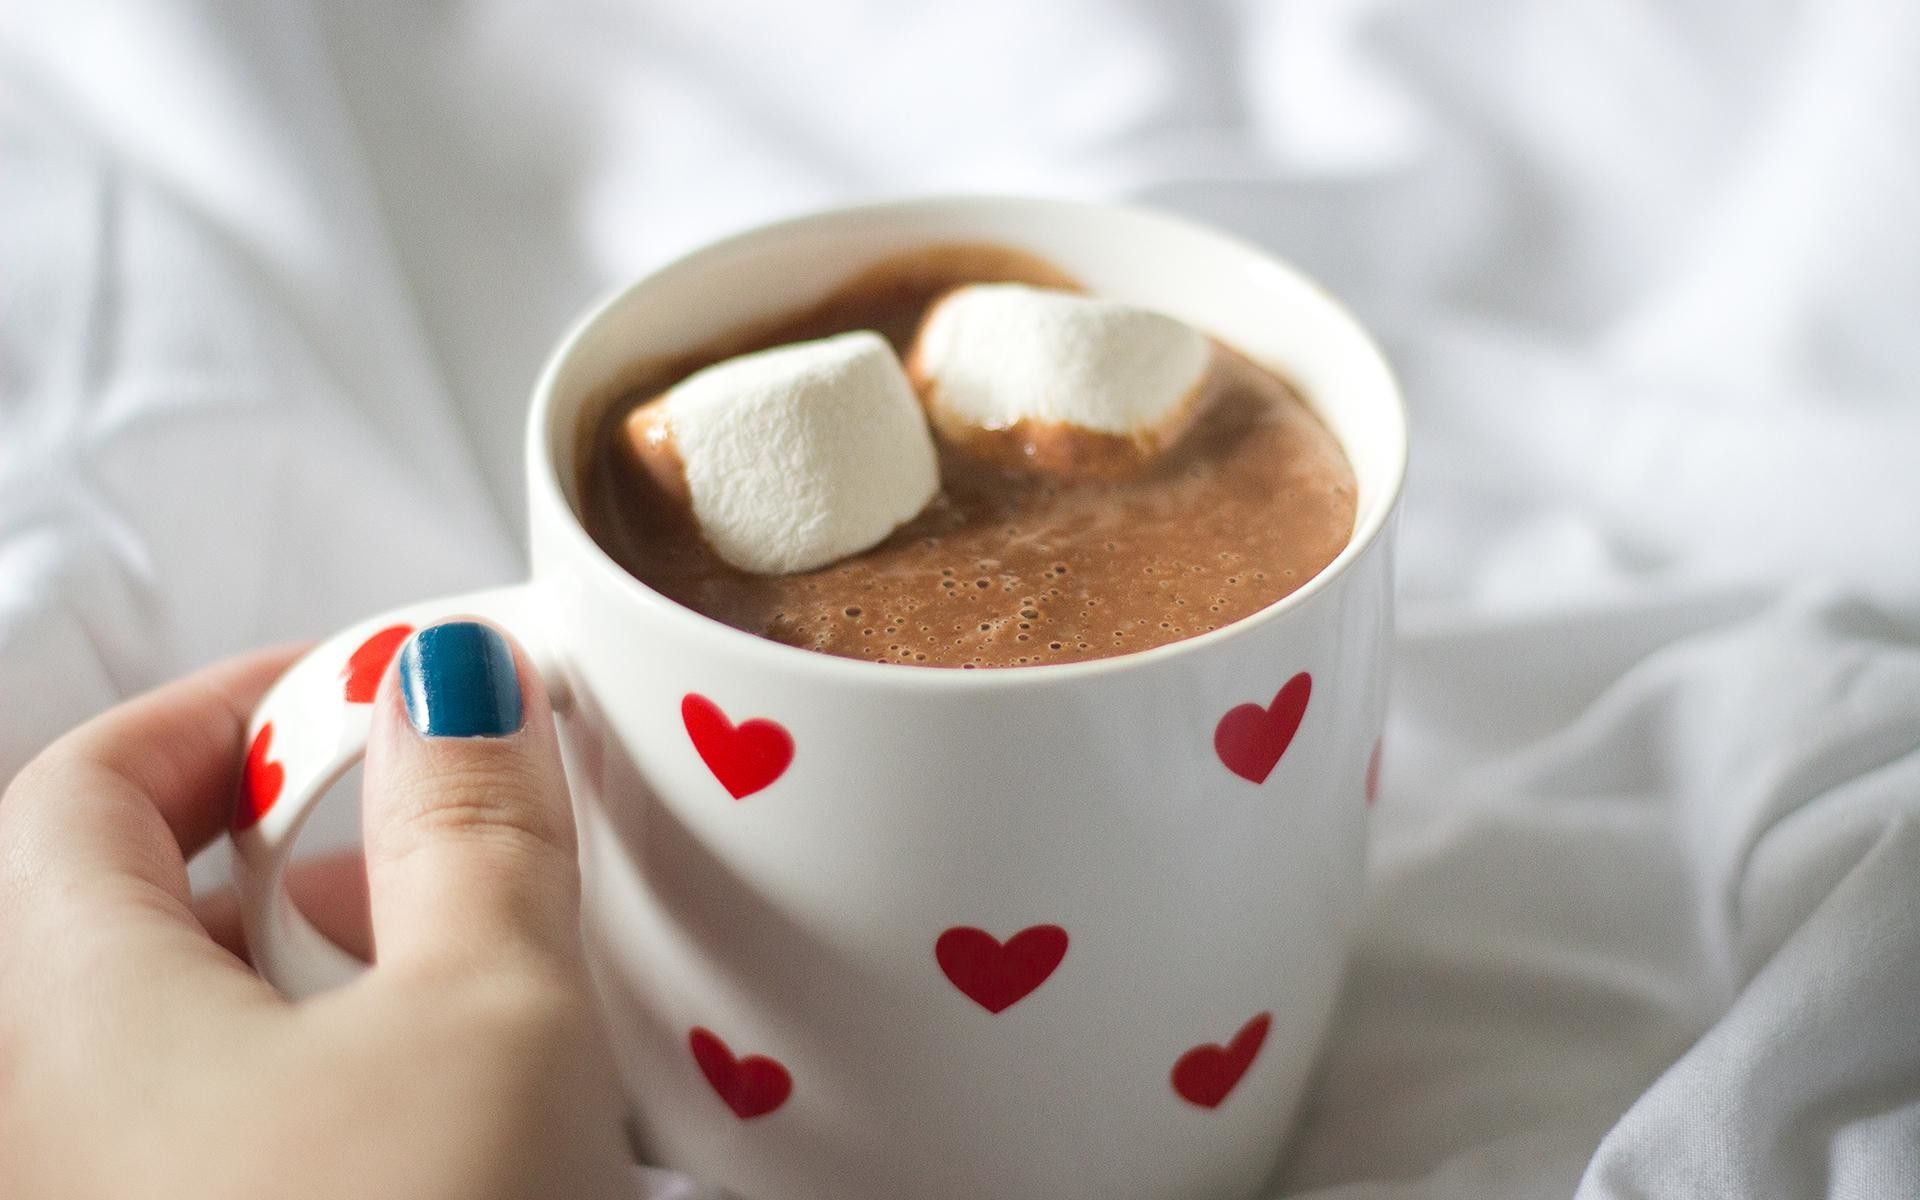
4,2 -> 1918,1196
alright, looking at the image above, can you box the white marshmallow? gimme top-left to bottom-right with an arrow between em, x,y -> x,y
908,284 -> 1212,472
631,331 -> 939,575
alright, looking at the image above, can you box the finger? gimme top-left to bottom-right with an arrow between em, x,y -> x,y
0,647 -> 305,1017
193,850 -> 373,964
361,621 -> 580,975
0,644 -> 305,910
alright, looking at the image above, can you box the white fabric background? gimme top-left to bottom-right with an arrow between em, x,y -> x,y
4,2 -> 1919,1196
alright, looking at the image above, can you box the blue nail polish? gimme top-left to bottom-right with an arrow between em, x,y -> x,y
398,623 -> 524,738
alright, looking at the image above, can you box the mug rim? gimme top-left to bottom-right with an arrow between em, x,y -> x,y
525,193 -> 1406,688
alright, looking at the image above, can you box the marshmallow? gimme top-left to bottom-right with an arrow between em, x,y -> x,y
907,284 -> 1213,476
622,331 -> 939,575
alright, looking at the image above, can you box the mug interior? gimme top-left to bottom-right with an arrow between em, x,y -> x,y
528,196 -> 1406,677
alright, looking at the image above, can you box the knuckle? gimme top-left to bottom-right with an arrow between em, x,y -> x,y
0,759 -> 117,889
1,751 -> 69,817
4,738 -> 147,833
381,758 -> 571,865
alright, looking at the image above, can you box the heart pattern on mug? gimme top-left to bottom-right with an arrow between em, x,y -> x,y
233,722 -> 285,832
689,1027 -> 792,1120
341,623 -> 414,703
1213,672 -> 1312,784
682,694 -> 794,799
936,924 -> 1069,1014
1171,1012 -> 1271,1109
665,671 -> 1332,1124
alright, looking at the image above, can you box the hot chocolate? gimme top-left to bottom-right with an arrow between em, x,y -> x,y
577,244 -> 1356,668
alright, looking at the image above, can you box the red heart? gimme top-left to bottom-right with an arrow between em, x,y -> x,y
689,1027 -> 792,1120
681,694 -> 793,799
1365,736 -> 1384,806
936,924 -> 1069,1014
1213,672 -> 1312,784
1171,1012 -> 1271,1109
233,722 -> 285,832
341,624 -> 414,703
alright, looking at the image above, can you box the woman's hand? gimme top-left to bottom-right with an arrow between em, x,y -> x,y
0,625 -> 632,1200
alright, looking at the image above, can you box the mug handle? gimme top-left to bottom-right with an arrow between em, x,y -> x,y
229,584 -> 566,998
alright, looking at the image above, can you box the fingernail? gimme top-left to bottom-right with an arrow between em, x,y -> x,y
398,622 -> 524,738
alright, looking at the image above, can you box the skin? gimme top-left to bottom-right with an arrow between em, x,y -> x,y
0,636 -> 633,1199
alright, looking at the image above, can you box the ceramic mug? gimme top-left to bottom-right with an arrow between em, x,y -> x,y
231,196 -> 1406,1200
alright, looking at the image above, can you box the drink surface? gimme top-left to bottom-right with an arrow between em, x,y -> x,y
577,244 -> 1356,668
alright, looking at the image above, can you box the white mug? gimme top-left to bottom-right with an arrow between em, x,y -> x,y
231,196 -> 1407,1200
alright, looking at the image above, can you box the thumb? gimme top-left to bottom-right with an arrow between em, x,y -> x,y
361,620 -> 581,974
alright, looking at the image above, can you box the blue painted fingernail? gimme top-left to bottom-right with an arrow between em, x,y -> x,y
398,622 -> 524,738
